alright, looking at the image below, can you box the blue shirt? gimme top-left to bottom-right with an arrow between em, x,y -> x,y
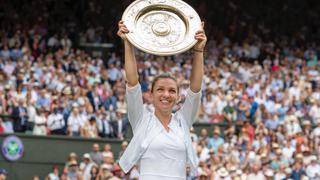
208,136 -> 224,152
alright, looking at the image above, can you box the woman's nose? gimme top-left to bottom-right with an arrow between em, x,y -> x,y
162,90 -> 170,97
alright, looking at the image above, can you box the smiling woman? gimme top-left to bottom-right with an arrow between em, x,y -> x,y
117,19 -> 206,179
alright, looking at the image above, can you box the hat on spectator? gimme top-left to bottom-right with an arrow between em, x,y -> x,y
310,155 -> 317,162
72,102 -> 79,108
63,87 -> 72,95
302,120 -> 311,126
83,153 -> 91,160
229,166 -> 237,173
217,167 -> 229,177
4,84 -> 11,90
0,168 -> 7,175
285,168 -> 292,174
122,141 -> 128,147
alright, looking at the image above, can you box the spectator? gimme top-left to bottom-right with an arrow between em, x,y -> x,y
47,106 -> 65,135
110,109 -> 128,140
89,143 -> 103,166
82,116 -> 99,138
247,162 -> 265,180
67,107 -> 83,137
305,158 -> 320,179
102,144 -> 114,160
97,109 -> 113,138
118,141 -> 128,159
66,160 -> 82,180
33,108 -> 48,135
208,128 -> 224,153
64,152 -> 78,174
89,165 -> 99,180
0,168 -> 7,180
47,166 -> 60,180
79,153 -> 96,180
12,98 -> 28,132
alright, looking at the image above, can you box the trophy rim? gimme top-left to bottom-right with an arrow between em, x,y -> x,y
122,0 -> 201,56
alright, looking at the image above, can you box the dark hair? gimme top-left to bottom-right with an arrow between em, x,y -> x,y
151,73 -> 179,93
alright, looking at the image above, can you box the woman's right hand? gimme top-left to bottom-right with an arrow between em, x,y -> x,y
117,20 -> 129,41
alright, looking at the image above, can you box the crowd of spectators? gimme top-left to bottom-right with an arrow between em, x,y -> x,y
41,143 -> 132,180
0,0 -> 320,179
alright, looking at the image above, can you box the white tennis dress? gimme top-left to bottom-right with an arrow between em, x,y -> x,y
119,83 -> 201,179
139,116 -> 187,180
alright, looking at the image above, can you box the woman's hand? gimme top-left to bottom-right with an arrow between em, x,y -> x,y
193,22 -> 207,51
117,20 -> 130,41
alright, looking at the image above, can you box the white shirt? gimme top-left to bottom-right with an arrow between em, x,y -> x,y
47,113 -> 65,130
306,164 -> 320,179
282,146 -> 296,159
247,172 -> 266,180
68,114 -> 82,132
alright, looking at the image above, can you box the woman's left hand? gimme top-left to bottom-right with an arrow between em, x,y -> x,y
193,21 -> 207,51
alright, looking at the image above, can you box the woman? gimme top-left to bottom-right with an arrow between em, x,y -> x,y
117,20 -> 206,180
33,108 -> 48,135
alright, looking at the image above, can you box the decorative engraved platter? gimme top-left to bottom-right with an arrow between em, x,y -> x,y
122,0 -> 201,56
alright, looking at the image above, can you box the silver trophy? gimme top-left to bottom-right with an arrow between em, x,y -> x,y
122,0 -> 201,56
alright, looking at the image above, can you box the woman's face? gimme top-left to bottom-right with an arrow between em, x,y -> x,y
151,78 -> 179,114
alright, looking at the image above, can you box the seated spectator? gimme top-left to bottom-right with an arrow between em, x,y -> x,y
305,158 -> 320,179
66,160 -> 82,180
47,166 -> 59,180
64,152 -> 78,173
79,153 -> 96,180
208,128 -> 224,153
0,168 -> 8,180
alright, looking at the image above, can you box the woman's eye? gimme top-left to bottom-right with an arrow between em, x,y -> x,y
170,90 -> 176,93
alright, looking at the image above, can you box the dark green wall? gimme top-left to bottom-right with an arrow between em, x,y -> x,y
0,134 -> 122,180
